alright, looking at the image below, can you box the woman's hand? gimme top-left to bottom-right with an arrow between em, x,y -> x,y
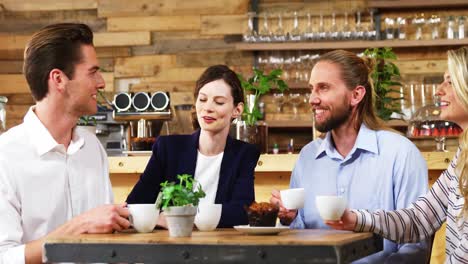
325,209 -> 357,231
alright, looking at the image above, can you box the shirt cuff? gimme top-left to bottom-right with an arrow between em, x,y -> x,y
1,244 -> 25,264
351,209 -> 374,233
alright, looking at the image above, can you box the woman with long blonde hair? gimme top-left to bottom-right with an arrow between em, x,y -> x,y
327,46 -> 468,262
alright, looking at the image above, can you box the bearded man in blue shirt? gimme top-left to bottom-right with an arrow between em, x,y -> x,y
270,50 -> 430,263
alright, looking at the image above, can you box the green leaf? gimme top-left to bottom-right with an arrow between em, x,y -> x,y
269,68 -> 283,78
364,47 -> 404,120
158,174 -> 205,209
236,67 -> 289,125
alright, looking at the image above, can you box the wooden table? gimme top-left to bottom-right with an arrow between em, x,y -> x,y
44,229 -> 382,264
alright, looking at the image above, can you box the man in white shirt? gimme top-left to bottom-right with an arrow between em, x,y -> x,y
0,23 -> 130,264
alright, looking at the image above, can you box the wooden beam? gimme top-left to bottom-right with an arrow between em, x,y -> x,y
0,32 -> 151,51
235,39 -> 468,51
130,82 -> 194,93
6,105 -> 30,121
114,55 -> 176,78
0,47 -> 130,60
201,15 -> 244,35
0,74 -> 29,94
0,50 -> 24,60
6,118 -> 24,129
139,67 -> 206,82
169,92 -> 194,106
102,72 -> 114,93
259,0 -> 366,14
3,94 -> 34,105
395,59 -> 447,75
0,35 -> 30,51
97,0 -> 249,17
94,32 -> 151,47
96,47 -> 131,58
176,51 -> 252,67
152,31 -> 224,40
0,61 -> 23,74
132,38 -> 234,55
98,58 -> 114,73
107,16 -> 201,32
0,73 -> 113,94
0,10 -> 106,34
0,0 -> 97,11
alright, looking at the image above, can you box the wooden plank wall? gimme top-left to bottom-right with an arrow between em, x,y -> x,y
0,0 -> 252,128
0,0 -> 465,131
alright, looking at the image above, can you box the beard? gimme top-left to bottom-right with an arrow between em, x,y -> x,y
314,103 -> 352,133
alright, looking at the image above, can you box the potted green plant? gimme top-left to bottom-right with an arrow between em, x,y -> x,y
236,68 -> 288,148
238,68 -> 288,126
364,47 -> 404,120
77,115 -> 97,134
156,174 -> 205,237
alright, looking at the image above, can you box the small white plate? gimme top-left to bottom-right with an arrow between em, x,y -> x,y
233,225 -> 289,235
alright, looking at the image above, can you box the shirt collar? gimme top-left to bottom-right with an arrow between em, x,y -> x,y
315,123 -> 379,159
353,123 -> 379,155
24,107 -> 85,156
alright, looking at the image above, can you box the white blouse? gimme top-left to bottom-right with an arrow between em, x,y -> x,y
194,150 -> 224,205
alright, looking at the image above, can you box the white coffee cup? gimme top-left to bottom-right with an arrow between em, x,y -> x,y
128,204 -> 160,233
194,204 -> 222,231
280,188 -> 305,210
315,195 -> 347,221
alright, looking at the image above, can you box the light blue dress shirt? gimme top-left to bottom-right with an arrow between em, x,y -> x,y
290,124 -> 430,263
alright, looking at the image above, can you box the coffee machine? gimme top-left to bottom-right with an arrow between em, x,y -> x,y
112,91 -> 172,154
89,107 -> 128,156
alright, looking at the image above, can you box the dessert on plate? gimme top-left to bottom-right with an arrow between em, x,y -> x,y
245,202 -> 279,227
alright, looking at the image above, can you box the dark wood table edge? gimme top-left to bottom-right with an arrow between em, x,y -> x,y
44,235 -> 383,264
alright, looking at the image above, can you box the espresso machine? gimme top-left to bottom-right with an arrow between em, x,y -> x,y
112,91 -> 172,154
88,106 -> 128,156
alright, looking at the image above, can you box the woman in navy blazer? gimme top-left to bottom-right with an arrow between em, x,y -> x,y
126,65 -> 260,228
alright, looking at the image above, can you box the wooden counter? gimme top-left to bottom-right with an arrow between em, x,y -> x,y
109,152 -> 455,173
109,151 -> 454,204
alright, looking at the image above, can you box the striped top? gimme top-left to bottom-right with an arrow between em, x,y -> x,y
353,149 -> 468,263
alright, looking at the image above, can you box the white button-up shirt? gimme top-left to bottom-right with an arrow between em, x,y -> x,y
0,107 -> 113,263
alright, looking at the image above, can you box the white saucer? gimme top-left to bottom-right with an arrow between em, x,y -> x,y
233,225 -> 290,235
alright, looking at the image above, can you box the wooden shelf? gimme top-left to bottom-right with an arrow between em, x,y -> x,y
271,81 -> 309,90
386,119 -> 408,127
368,0 -> 468,9
265,119 -> 407,128
408,135 -> 460,140
285,81 -> 309,89
113,110 -> 172,121
235,39 -> 468,51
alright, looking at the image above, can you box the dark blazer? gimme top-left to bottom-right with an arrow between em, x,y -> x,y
126,130 -> 260,228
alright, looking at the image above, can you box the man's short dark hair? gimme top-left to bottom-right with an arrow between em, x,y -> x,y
23,23 -> 94,101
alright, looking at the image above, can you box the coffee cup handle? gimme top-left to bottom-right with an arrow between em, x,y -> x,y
128,214 -> 134,228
